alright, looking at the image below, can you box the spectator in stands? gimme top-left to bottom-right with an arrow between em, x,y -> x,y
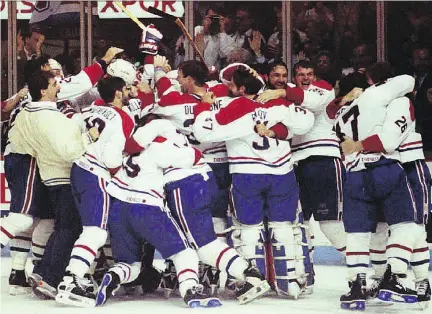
338,44 -> 375,97
227,7 -> 267,65
333,2 -> 360,57
313,50 -> 340,88
17,28 -> 45,89
267,6 -> 283,63
409,45 -> 432,150
194,7 -> 233,70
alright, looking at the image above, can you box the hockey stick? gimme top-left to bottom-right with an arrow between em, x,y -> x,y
146,6 -> 206,64
114,1 -> 147,31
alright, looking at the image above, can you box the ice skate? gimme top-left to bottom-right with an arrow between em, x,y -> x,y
56,271 -> 96,308
340,273 -> 366,311
183,284 -> 222,308
235,263 -> 270,304
377,265 -> 417,304
95,271 -> 121,306
9,269 -> 31,295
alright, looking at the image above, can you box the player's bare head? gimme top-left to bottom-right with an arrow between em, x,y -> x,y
97,76 -> 129,107
293,60 -> 316,90
177,60 -> 209,92
267,61 -> 288,90
28,70 -> 59,102
230,67 -> 263,97
365,62 -> 394,86
24,56 -> 50,83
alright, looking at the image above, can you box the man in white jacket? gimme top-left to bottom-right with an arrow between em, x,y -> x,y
8,70 -> 95,299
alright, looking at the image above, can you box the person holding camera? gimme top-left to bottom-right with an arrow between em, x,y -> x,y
194,8 -> 234,70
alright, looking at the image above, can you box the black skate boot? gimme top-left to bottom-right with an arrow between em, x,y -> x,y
95,271 -> 121,306
9,269 -> 31,295
200,264 -> 220,296
377,265 -> 417,303
340,273 -> 366,311
235,262 -> 270,304
183,283 -> 222,308
161,261 -> 178,299
416,278 -> 431,310
56,271 -> 96,307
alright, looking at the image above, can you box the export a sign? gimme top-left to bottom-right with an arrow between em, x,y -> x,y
0,1 -> 183,19
97,1 -> 183,19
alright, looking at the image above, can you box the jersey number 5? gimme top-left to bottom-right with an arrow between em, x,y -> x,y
125,155 -> 140,178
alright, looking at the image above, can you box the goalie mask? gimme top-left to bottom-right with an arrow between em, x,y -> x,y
139,24 -> 163,55
107,59 -> 137,85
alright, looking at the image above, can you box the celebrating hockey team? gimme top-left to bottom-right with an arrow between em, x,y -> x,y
1,2 -> 431,312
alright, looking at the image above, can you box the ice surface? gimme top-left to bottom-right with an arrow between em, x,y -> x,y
1,257 -> 430,314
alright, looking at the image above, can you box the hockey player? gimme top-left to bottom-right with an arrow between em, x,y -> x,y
55,76 -> 135,307
326,66 -> 420,310
150,57 -> 233,290
339,84 -> 430,307
125,114 -> 272,304
96,118 -> 222,308
192,67 -> 315,298
258,61 -> 347,263
1,47 -> 122,297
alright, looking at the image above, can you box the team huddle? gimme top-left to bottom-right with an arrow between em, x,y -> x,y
0,24 -> 431,311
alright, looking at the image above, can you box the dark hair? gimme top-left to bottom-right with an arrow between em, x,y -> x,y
365,62 -> 395,85
27,70 -> 54,101
266,61 -> 288,76
97,77 -> 126,103
178,60 -> 209,86
24,56 -> 50,83
232,68 -> 262,95
293,60 -> 315,76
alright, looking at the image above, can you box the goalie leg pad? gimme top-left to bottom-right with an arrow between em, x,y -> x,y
268,221 -> 308,298
230,219 -> 267,278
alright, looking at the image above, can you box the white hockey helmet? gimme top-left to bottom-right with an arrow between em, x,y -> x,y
107,59 -> 137,85
48,58 -> 64,79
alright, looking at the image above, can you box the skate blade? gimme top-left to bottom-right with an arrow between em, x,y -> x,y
340,300 -> 366,311
33,286 -> 56,300
9,285 -> 32,296
366,297 -> 393,306
238,281 -> 271,305
210,284 -> 218,296
188,297 -> 222,308
378,290 -> 418,303
163,288 -> 173,299
56,291 -> 96,308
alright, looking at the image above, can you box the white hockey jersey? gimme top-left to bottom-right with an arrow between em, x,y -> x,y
285,81 -> 340,162
152,76 -> 230,164
332,75 -> 415,172
107,122 -> 206,205
74,102 -> 135,180
193,96 -> 314,175
130,119 -> 211,185
354,97 -> 423,164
